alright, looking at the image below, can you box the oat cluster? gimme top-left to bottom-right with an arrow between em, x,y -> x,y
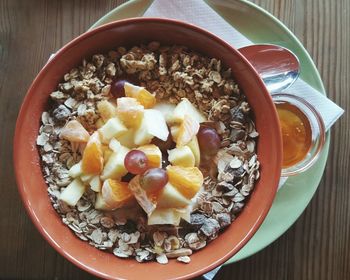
37,42 -> 260,264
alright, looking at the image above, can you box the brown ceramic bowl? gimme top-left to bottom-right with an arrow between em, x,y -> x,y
14,18 -> 282,280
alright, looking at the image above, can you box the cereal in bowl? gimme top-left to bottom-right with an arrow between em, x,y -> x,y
37,42 -> 260,264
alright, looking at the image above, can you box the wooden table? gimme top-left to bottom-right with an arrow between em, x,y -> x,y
0,0 -> 348,279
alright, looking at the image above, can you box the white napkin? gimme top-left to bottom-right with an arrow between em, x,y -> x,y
143,0 -> 343,278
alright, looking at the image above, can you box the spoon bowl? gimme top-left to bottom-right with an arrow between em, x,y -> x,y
239,44 -> 300,93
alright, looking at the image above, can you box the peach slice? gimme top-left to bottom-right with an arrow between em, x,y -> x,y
137,144 -> 162,168
101,179 -> 134,210
176,115 -> 200,147
124,82 -> 156,108
81,132 -> 104,174
166,165 -> 203,200
60,120 -> 90,143
116,97 -> 144,128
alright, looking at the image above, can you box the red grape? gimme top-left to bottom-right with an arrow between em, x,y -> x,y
111,80 -> 127,98
124,150 -> 149,175
140,168 -> 168,193
197,126 -> 221,156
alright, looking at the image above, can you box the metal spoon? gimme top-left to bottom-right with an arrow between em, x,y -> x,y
239,44 -> 300,92
201,44 -> 300,280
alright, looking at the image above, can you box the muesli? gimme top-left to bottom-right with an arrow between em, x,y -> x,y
37,42 -> 260,264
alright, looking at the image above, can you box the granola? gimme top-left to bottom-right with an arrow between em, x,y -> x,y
37,42 -> 260,264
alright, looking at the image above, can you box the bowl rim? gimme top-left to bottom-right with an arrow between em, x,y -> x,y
13,17 -> 282,280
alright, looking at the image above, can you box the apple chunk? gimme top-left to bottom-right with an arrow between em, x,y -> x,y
59,178 -> 86,206
156,182 -> 191,208
89,175 -> 101,192
186,136 -> 200,167
148,207 -> 191,226
116,129 -> 137,148
100,146 -> 130,180
170,98 -> 206,123
153,102 -> 176,123
168,146 -> 195,167
134,109 -> 169,145
98,117 -> 127,144
68,161 -> 83,178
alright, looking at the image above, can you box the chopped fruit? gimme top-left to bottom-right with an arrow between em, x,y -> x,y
98,117 -> 127,144
137,144 -> 162,168
134,109 -> 169,145
153,102 -> 176,123
60,120 -> 90,143
116,97 -> 144,128
95,192 -> 112,210
101,179 -> 134,210
102,145 -> 113,162
109,138 -> 121,152
59,178 -> 86,206
124,82 -> 156,108
166,166 -> 203,199
140,168 -> 168,193
101,146 -> 130,180
95,118 -> 105,129
82,132 -> 104,174
168,146 -> 195,167
97,100 -> 117,122
111,80 -> 127,98
170,98 -> 206,124
89,175 -> 101,192
156,182 -> 191,208
170,125 -> 180,140
69,161 -> 83,178
186,136 -> 200,167
124,150 -> 149,175
128,175 -> 156,215
148,208 -> 190,226
116,129 -> 137,148
176,115 -> 200,147
197,126 -> 221,157
80,173 -> 94,183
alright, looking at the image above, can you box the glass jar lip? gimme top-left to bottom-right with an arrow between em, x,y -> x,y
271,93 -> 326,177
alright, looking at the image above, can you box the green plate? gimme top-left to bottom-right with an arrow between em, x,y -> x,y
90,0 -> 330,264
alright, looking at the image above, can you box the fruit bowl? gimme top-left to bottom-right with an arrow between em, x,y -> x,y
14,18 -> 282,280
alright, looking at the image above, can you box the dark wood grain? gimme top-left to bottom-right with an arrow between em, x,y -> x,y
0,0 -> 349,279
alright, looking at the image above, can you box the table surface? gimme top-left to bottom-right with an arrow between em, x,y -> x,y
0,0 -> 349,279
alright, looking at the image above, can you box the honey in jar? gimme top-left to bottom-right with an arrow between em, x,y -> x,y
275,101 -> 312,168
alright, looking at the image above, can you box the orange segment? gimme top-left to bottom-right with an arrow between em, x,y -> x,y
116,97 -> 144,128
137,144 -> 162,168
176,115 -> 199,147
124,82 -> 156,109
166,165 -> 203,199
60,120 -> 90,142
102,179 -> 134,209
81,132 -> 104,174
